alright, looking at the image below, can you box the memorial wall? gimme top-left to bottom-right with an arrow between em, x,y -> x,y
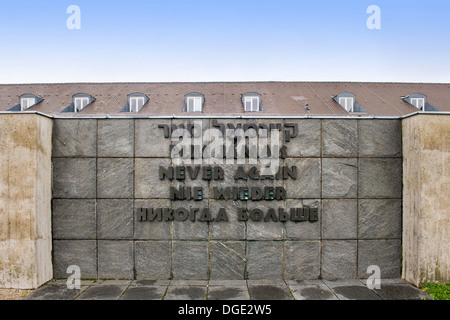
51,118 -> 403,281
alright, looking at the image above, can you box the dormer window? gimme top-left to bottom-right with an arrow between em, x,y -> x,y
242,92 -> 262,112
338,97 -> 354,112
121,93 -> 149,113
21,97 -> 36,110
185,93 -> 204,112
9,94 -> 44,111
74,97 -> 90,111
401,93 -> 436,112
410,98 -> 425,110
130,96 -> 144,112
62,93 -> 95,113
333,92 -> 365,113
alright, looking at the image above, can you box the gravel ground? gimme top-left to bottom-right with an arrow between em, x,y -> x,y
0,289 -> 33,300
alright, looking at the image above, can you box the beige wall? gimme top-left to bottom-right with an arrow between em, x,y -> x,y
403,114 -> 450,286
0,114 -> 53,289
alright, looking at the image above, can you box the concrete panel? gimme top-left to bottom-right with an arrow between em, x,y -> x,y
0,114 -> 53,289
402,114 -> 450,286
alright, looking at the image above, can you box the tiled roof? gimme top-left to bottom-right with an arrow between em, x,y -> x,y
0,82 -> 449,117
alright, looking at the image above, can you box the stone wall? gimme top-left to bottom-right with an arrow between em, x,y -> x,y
51,118 -> 403,281
0,114 -> 53,289
402,114 -> 450,286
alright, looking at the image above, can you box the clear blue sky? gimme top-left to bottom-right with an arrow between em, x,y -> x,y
0,0 -> 449,83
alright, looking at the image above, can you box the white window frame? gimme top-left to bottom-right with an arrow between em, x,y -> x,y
339,97 -> 355,112
129,96 -> 145,112
186,96 -> 202,112
74,97 -> 90,112
411,97 -> 425,110
244,96 -> 260,112
20,97 -> 36,110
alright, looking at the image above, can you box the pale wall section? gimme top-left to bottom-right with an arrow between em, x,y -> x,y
403,114 -> 450,286
0,114 -> 53,289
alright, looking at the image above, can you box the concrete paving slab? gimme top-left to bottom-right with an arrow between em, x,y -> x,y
23,285 -> 86,300
131,280 -> 170,286
247,283 -> 294,300
164,285 -> 208,300
323,280 -> 381,300
44,279 -> 95,287
208,280 -> 248,286
289,281 -> 338,300
120,286 -> 167,300
373,283 -> 433,300
208,285 -> 250,300
76,285 -> 128,300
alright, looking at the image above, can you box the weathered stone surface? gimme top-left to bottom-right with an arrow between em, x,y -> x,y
97,158 -> 134,198
23,285 -> 85,300
164,285 -> 207,300
284,158 -> 321,198
246,201 -> 284,240
120,285 -> 167,300
98,119 -> 134,157
284,199 -> 321,240
207,284 -> 250,300
134,199 -> 171,240
322,120 -> 358,157
324,282 -> 381,300
247,283 -> 294,300
52,199 -> 96,240
0,115 -> 52,288
359,120 -> 402,157
321,240 -> 357,279
52,240 -> 97,279
135,158 -> 172,198
53,119 -> 97,157
285,119 -> 321,157
402,114 -> 450,286
98,240 -> 134,279
358,240 -> 401,279
171,200 -> 209,240
322,199 -> 357,239
135,119 -> 171,157
284,241 -> 320,280
209,199 -> 246,240
359,158 -> 402,198
322,158 -> 357,198
135,241 -> 171,280
288,280 -> 338,300
52,158 -> 96,198
247,241 -> 283,279
172,241 -> 208,280
77,285 -> 128,300
210,241 -> 246,280
359,199 -> 402,239
97,199 -> 133,239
